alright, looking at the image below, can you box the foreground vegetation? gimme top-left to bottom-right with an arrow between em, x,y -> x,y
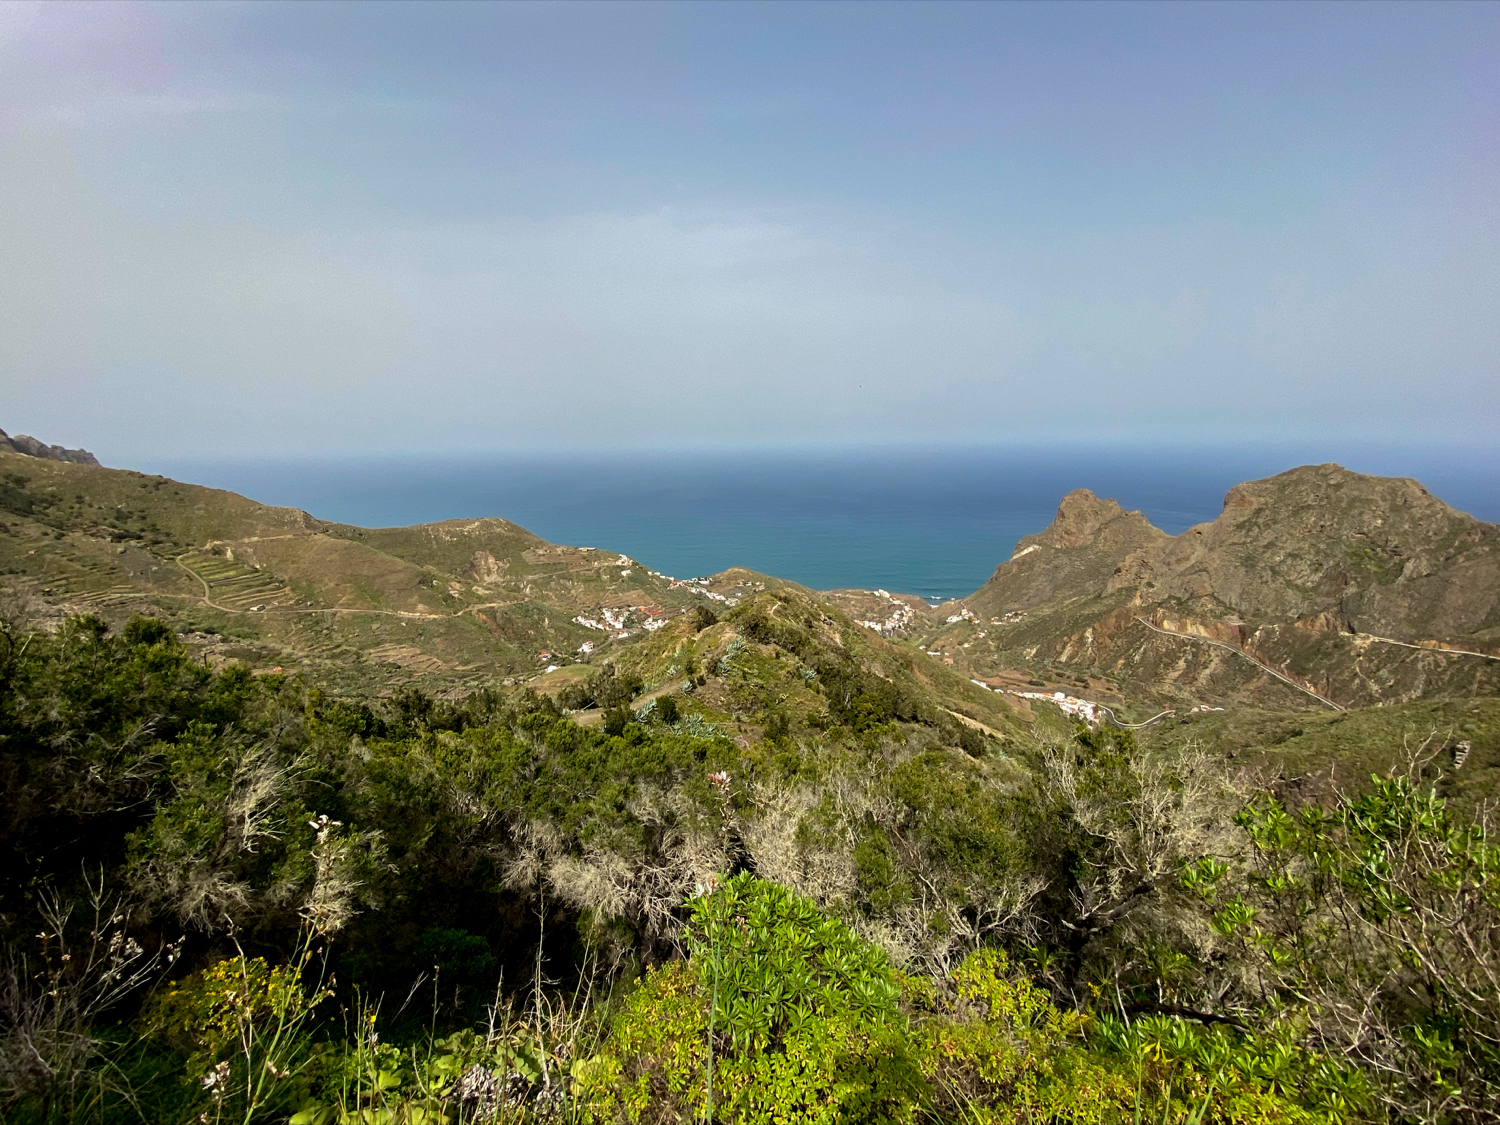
1,613 -> 1496,1124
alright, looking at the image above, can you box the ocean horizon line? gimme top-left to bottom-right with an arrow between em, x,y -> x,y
123,445 -> 1499,603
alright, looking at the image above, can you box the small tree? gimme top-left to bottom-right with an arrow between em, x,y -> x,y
602,705 -> 632,737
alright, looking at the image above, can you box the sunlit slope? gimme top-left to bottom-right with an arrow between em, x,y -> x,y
938,465 -> 1500,710
0,452 -> 678,688
550,584 -> 1035,752
1141,695 -> 1500,816
0,452 -> 871,701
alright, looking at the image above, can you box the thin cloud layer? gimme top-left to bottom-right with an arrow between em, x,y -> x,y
1,1 -> 1496,458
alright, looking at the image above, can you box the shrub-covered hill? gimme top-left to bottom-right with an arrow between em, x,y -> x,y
0,450 -> 792,696
1139,694 -> 1500,815
3,611 -> 1497,1124
539,585 -> 1034,751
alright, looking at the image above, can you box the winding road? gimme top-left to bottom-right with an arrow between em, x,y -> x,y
1094,705 -> 1178,729
1358,633 -> 1500,663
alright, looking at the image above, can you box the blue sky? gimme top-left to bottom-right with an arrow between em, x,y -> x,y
1,1 -> 1496,461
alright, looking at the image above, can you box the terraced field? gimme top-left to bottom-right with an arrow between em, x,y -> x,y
34,557 -> 116,601
177,551 -> 296,612
64,584 -> 145,611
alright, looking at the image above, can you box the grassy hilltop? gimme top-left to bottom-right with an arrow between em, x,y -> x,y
2,440 -> 1498,1125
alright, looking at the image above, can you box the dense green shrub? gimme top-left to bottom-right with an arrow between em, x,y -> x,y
0,613 -> 1488,1123
1219,775 -> 1500,1122
919,948 -> 1129,1124
559,664 -> 644,712
655,694 -> 680,725
581,874 -> 922,1124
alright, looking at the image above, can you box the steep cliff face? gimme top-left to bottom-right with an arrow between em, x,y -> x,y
1106,465 -> 1500,645
968,489 -> 1168,616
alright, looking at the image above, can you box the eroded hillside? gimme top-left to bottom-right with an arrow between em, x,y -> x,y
930,464 -> 1500,711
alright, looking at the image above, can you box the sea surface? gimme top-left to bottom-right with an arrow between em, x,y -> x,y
145,445 -> 1499,605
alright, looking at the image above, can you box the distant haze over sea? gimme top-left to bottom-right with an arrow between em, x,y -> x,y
145,445 -> 1499,605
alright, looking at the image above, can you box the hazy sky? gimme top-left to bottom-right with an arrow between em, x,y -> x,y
2,1 -> 1496,461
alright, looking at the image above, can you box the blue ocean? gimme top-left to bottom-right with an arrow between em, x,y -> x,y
144,444 -> 1499,604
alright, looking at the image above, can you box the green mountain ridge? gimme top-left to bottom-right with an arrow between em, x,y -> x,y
0,449 -> 785,696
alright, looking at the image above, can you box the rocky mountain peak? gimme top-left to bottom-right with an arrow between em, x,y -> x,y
1105,464 -> 1499,640
0,428 -> 100,466
968,489 -> 1168,616
1217,463 -> 1437,522
1043,489 -> 1131,548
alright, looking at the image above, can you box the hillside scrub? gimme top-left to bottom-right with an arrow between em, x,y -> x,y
0,614 -> 1495,1122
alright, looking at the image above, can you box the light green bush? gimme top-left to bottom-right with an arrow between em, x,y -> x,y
919,948 -> 1129,1124
579,873 -> 923,1124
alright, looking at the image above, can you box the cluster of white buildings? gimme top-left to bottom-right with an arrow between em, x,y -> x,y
969,679 -> 1103,725
856,589 -> 920,636
1014,690 -> 1100,723
667,575 -> 762,609
574,604 -> 641,638
965,680 -> 1221,728
945,605 -> 981,625
991,611 -> 1026,625
573,603 -> 673,641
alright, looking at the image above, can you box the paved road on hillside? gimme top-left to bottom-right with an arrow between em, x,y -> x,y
1136,616 -> 1344,712
1095,705 -> 1177,729
1359,633 -> 1500,662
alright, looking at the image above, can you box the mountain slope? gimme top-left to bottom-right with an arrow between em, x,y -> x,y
0,428 -> 99,465
942,465 -> 1500,710
0,450 -> 755,693
968,489 -> 1168,616
1107,464 -> 1500,643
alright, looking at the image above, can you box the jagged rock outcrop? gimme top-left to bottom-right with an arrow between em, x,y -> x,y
0,428 -> 99,465
969,489 -> 1168,616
